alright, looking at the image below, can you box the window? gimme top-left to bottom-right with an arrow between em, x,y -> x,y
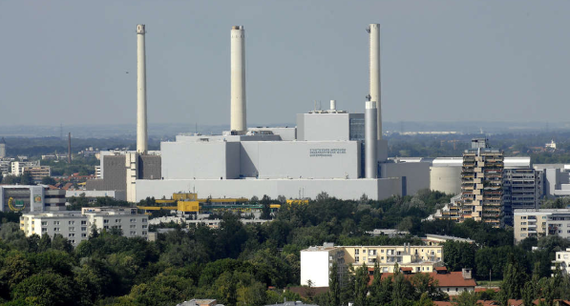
355,256 -> 359,263
81,221 -> 87,225
103,219 -> 109,224
130,231 -> 136,235
42,228 -> 47,232
104,226 -> 109,229
68,221 -> 75,225
41,221 -> 47,226
69,233 -> 75,237
115,219 -> 121,223
53,221 -> 60,225
142,225 -> 147,229
437,250 -> 441,253
355,249 -> 359,255
69,227 -> 75,232
130,225 -> 136,228
81,233 -> 87,238
142,231 -> 147,235
71,240 -> 75,244
81,227 -> 87,231
54,228 -> 60,232
130,219 -> 136,223
142,219 -> 147,223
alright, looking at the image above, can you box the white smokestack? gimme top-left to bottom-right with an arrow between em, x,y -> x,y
369,24 -> 382,140
365,101 -> 378,178
330,100 -> 336,111
136,24 -> 148,154
231,26 -> 247,133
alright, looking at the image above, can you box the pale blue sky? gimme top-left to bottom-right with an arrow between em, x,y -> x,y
0,1 -> 569,127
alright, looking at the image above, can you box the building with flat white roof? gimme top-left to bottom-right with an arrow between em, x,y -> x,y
20,207 -> 148,246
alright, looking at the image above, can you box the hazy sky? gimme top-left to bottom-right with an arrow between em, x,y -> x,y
1,1 -> 569,127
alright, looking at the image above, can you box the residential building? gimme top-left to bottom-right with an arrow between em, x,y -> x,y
513,209 -> 570,243
373,267 -> 476,296
502,168 -> 541,226
460,138 -> 504,228
300,243 -> 444,287
0,185 -> 65,212
20,207 -> 148,246
11,161 -> 39,176
533,164 -> 570,198
552,248 -> 570,276
0,160 -> 11,175
176,300 -> 220,306
23,166 -> 51,183
300,243 -> 347,287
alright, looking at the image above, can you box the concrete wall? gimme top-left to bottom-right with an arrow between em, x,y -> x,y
161,141 -> 236,179
253,141 -> 361,179
430,166 -> 462,195
139,155 -> 161,180
86,155 -> 127,191
297,113 -> 350,141
381,162 -> 430,196
135,177 -> 402,202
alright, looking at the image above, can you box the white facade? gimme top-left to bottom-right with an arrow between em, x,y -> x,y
20,207 -> 148,246
11,161 -> 39,176
300,245 -> 345,287
552,248 -> 570,276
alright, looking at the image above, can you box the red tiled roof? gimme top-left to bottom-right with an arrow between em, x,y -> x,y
475,287 -> 499,293
433,302 -> 452,306
435,267 -> 448,271
401,267 -> 413,271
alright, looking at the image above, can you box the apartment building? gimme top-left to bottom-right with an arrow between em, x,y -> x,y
300,243 -> 444,287
552,248 -> 570,276
20,207 -> 148,246
513,209 -> 570,243
23,166 -> 51,183
502,168 -> 541,225
460,138 -> 504,228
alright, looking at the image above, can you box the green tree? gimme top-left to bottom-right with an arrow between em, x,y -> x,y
500,255 -> 527,299
522,281 -> 535,306
12,272 -> 77,306
260,195 -> 272,220
329,261 -> 341,306
452,290 -> 481,306
41,176 -> 57,185
354,264 -> 369,306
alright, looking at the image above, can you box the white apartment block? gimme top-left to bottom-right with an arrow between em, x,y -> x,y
300,243 -> 444,287
552,248 -> 570,276
300,243 -> 346,287
514,209 -> 570,243
20,207 -> 148,246
11,161 -> 39,176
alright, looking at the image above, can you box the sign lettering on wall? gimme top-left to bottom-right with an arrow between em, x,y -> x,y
309,148 -> 347,157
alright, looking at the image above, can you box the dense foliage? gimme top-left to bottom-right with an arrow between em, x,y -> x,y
0,191 -> 568,305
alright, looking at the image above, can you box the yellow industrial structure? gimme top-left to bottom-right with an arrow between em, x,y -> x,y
137,193 -> 282,214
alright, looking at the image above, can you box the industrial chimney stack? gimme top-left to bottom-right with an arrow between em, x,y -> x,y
365,101 -> 378,178
136,24 -> 148,154
230,26 -> 247,133
369,24 -> 382,140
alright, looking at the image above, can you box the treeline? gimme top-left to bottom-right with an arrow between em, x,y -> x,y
0,191 -> 566,305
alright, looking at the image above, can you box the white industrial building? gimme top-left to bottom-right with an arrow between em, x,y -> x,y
130,23 -> 437,202
20,207 -> 148,246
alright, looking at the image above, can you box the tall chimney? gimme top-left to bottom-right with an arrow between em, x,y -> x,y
369,24 -> 382,140
230,26 -> 247,133
136,24 -> 148,154
67,132 -> 72,164
365,101 -> 378,178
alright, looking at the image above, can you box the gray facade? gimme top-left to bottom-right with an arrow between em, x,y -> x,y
296,112 -> 364,141
0,185 -> 65,212
86,154 -> 160,191
503,168 -> 541,225
381,162 -> 430,196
